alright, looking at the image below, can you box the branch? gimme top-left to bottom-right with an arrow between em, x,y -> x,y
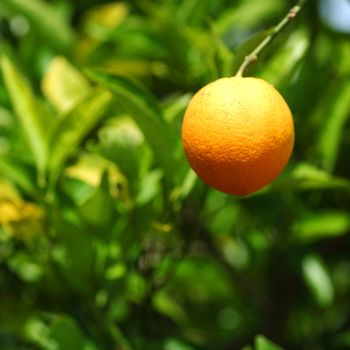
235,0 -> 307,77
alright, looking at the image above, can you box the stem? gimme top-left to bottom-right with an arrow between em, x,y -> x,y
235,0 -> 307,77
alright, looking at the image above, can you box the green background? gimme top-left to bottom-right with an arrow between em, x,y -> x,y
0,0 -> 350,349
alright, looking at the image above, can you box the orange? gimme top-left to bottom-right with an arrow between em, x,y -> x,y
181,77 -> 294,196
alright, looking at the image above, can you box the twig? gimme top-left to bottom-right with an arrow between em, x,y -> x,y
235,0 -> 307,77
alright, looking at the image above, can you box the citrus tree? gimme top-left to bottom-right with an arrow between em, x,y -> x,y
0,0 -> 350,349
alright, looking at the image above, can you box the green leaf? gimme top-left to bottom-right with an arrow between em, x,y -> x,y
79,171 -> 114,226
8,252 -> 43,283
216,0 -> 283,35
0,155 -> 37,194
53,217 -> 95,293
86,70 -> 177,181
259,28 -> 309,86
293,211 -> 350,243
153,291 -> 188,325
164,338 -> 195,350
42,56 -> 90,113
195,24 -> 235,79
254,335 -> 284,350
302,254 -> 334,308
2,0 -> 74,51
178,169 -> 198,200
136,169 -> 163,206
176,0 -> 210,26
97,116 -> 148,180
1,55 -> 48,183
48,316 -> 84,350
281,163 -> 350,192
23,316 -> 55,350
48,88 -> 112,187
163,93 -> 192,123
317,81 -> 350,172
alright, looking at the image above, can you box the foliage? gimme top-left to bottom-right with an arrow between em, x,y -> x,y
0,0 -> 350,349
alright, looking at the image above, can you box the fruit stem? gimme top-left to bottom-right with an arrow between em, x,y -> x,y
235,0 -> 307,77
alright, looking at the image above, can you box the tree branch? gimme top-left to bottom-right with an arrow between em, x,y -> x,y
235,0 -> 308,77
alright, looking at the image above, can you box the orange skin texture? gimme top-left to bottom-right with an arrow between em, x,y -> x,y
182,77 -> 294,196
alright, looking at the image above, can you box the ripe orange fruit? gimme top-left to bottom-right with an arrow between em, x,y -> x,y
182,77 -> 294,196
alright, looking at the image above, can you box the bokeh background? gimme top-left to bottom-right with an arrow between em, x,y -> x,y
1,0 -> 350,349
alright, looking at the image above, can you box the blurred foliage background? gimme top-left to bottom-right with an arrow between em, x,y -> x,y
0,0 -> 350,349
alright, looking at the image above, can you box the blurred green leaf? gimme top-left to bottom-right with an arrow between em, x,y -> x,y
282,163 -> 350,192
216,0 -> 283,35
259,28 -> 309,85
255,335 -> 284,350
164,338 -> 196,350
1,55 -> 48,183
163,93 -> 192,123
96,116 -> 148,180
86,70 -> 178,182
136,168 -> 163,206
105,262 -> 126,280
153,291 -> 188,325
293,211 -> 350,243
83,2 -> 129,34
2,0 -> 74,51
42,56 -> 90,113
48,88 -> 112,187
23,316 -> 55,350
0,155 -> 36,194
79,171 -> 114,226
317,81 -> 350,172
178,169 -> 198,200
48,316 -> 84,350
187,25 -> 234,80
302,254 -> 334,308
54,217 -> 95,293
176,0 -> 210,26
8,252 -> 43,283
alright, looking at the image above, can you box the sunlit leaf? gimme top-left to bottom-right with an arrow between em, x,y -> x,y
163,93 -> 192,123
83,1 -> 129,40
255,335 -> 284,350
42,56 -> 90,113
0,200 -> 44,240
1,55 -> 48,183
153,291 -> 188,325
48,88 -> 112,187
302,254 -> 334,308
136,168 -> 163,206
86,69 -> 178,181
7,252 -> 43,282
276,163 -> 350,192
164,338 -> 195,350
293,211 -> 350,243
259,28 -> 309,86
